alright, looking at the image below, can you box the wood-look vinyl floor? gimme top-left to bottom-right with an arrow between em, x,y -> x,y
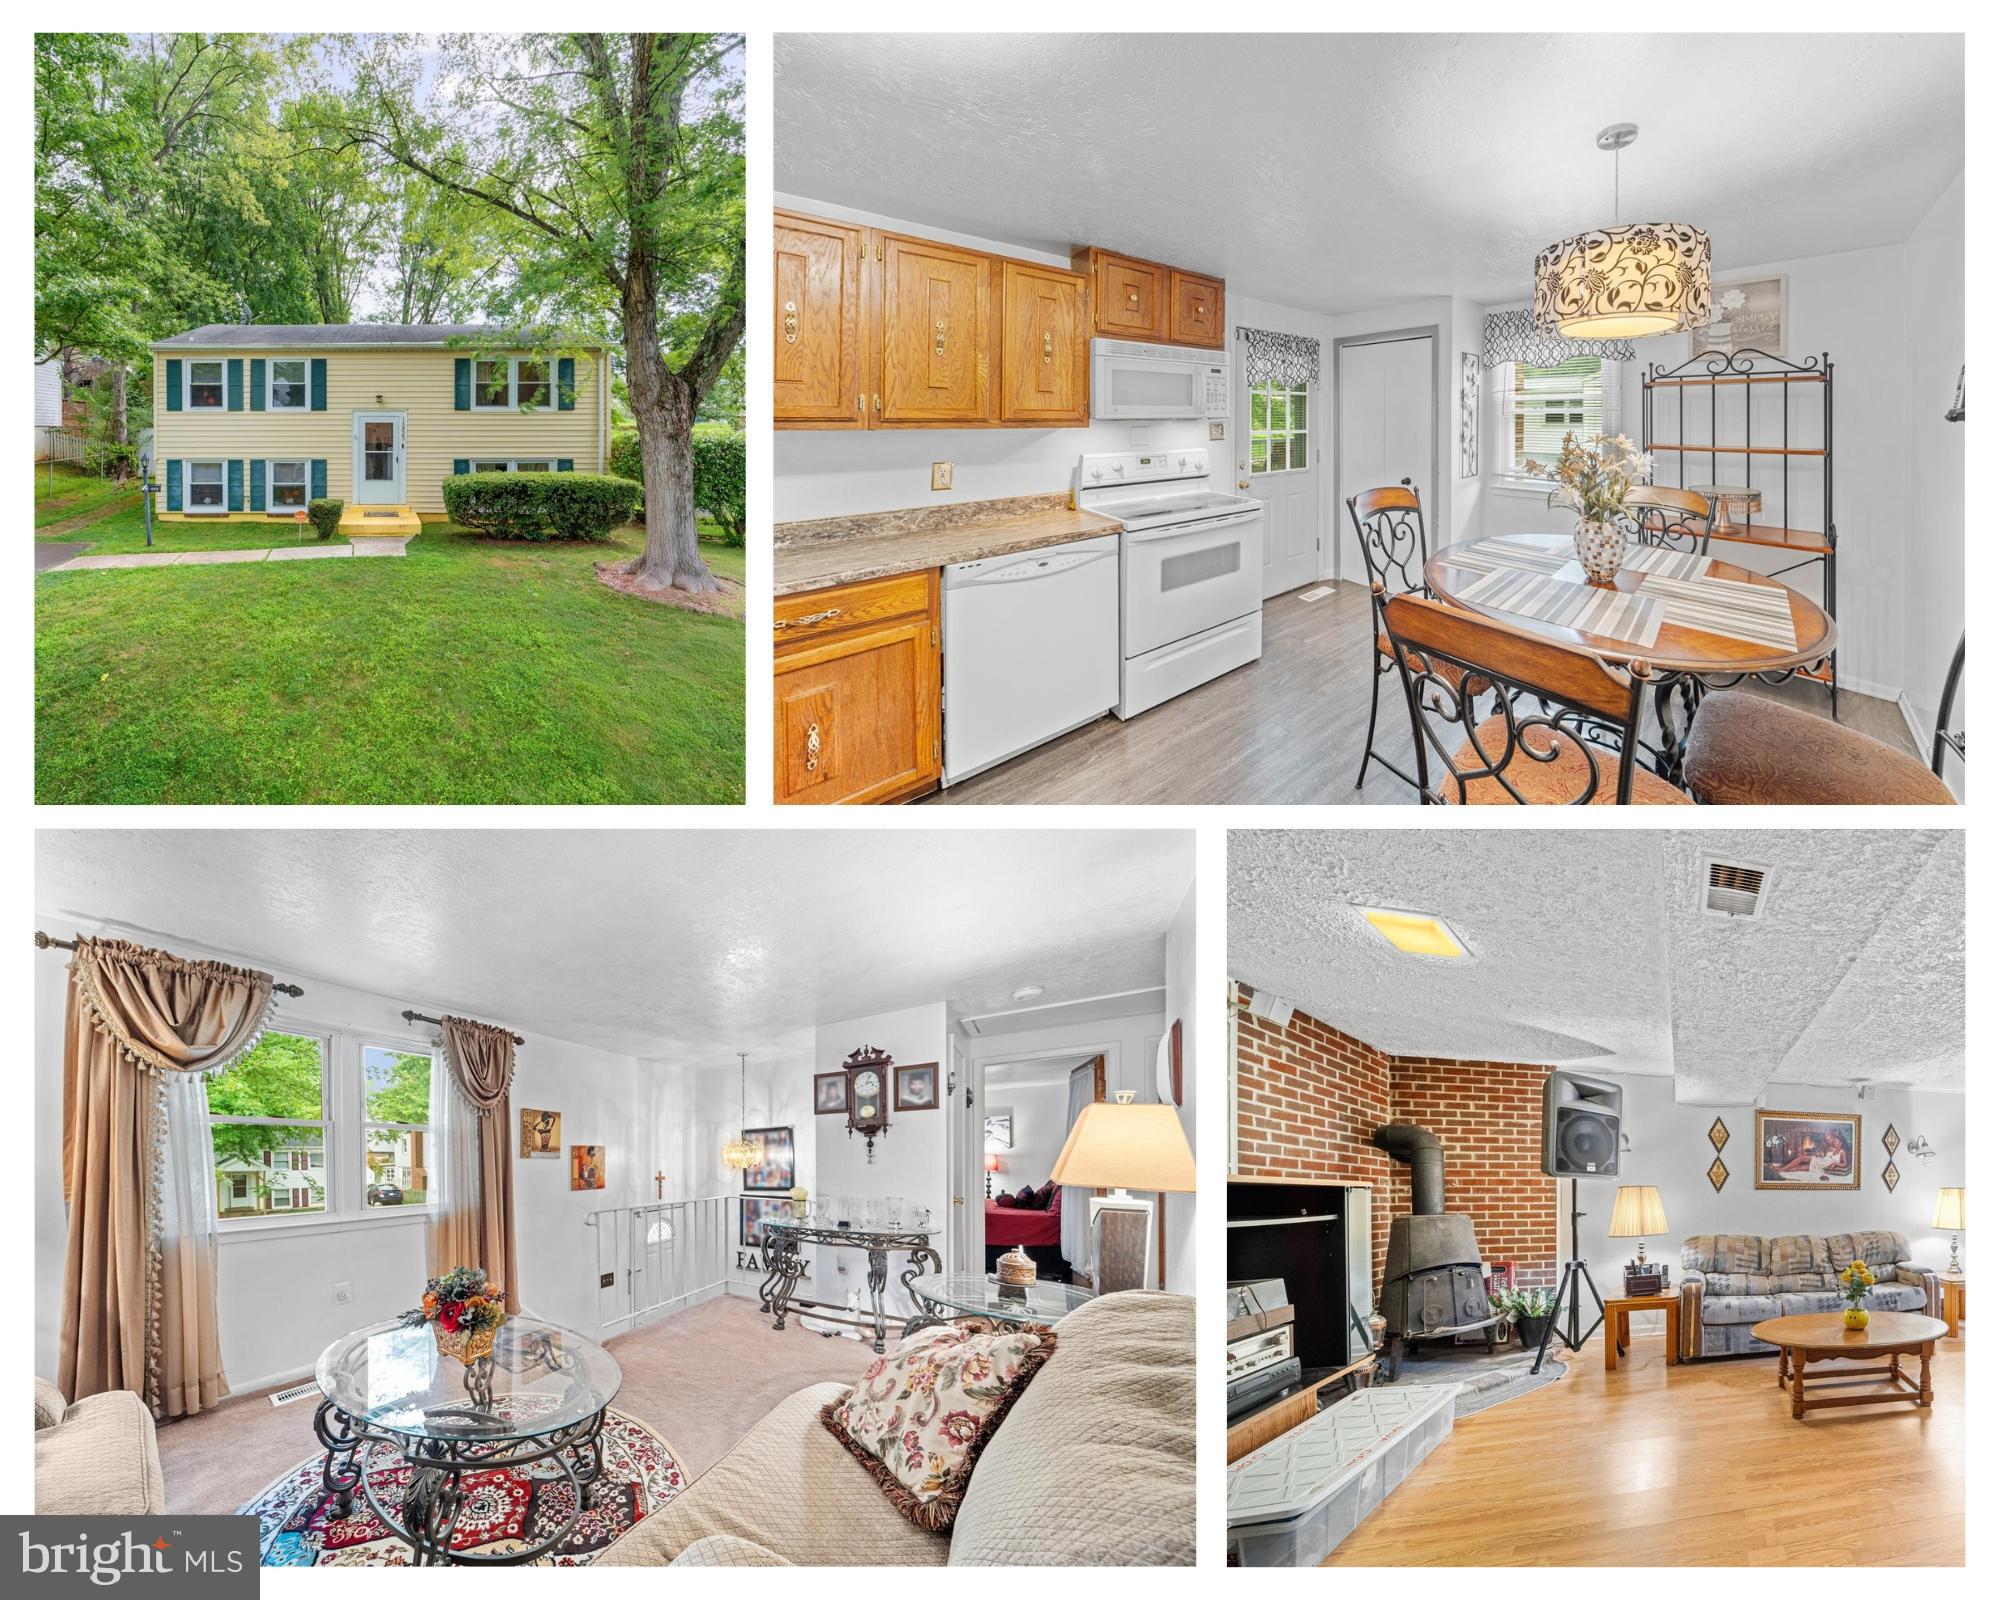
927,579 -> 1919,806
1323,1330 -> 1963,1566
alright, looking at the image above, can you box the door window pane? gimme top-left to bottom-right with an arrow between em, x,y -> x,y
363,422 -> 394,482
1249,383 -> 1311,475
270,359 -> 306,409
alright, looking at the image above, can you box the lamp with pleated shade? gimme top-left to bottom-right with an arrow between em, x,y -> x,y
1608,1184 -> 1670,1265
1933,1186 -> 1965,1274
1050,1093 -> 1195,1293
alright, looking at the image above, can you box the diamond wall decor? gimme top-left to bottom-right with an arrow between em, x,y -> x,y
1707,1155 -> 1729,1192
1883,1124 -> 1901,1155
1883,1160 -> 1901,1193
1708,1117 -> 1730,1152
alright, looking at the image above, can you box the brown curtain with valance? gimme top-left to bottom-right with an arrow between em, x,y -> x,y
60,937 -> 277,1419
437,1015 -> 521,1312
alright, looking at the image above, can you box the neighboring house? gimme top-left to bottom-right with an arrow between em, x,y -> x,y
149,324 -> 611,534
34,358 -> 63,429
215,1131 -> 327,1219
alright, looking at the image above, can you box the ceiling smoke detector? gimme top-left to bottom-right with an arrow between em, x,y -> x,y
1700,858 -> 1773,920
1010,985 -> 1044,1002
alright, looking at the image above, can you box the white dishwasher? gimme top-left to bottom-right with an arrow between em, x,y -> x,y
942,533 -> 1120,786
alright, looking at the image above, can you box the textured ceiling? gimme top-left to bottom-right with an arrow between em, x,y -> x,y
36,831 -> 1192,1065
777,33 -> 1963,316
1228,829 -> 1964,1100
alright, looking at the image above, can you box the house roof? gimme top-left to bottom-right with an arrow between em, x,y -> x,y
153,324 -> 605,351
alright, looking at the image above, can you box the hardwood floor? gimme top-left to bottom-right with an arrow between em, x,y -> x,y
1323,1330 -> 1963,1566
927,579 -> 1920,806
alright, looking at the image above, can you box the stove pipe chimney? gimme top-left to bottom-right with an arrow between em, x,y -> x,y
1372,1123 -> 1445,1215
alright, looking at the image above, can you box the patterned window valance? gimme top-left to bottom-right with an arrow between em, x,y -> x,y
1483,308 -> 1635,369
1238,327 -> 1321,388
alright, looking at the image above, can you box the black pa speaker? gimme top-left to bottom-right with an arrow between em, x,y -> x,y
1542,1070 -> 1622,1176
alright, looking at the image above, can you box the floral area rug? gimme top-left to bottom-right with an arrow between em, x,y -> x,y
238,1409 -> 684,1566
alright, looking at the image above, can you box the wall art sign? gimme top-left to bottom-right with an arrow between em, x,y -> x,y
1692,275 -> 1786,359
570,1144 -> 605,1191
520,1108 -> 562,1158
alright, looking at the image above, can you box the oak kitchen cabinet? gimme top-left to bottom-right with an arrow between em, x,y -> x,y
879,234 -> 993,425
1072,245 -> 1226,350
773,211 -> 866,427
773,570 -> 941,805
997,259 -> 1091,426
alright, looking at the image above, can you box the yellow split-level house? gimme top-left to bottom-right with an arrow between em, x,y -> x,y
148,325 -> 612,535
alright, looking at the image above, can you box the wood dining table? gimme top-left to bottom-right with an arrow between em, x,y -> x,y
1426,533 -> 1837,785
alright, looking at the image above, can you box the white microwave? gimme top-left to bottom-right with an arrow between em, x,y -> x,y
1091,338 -> 1231,421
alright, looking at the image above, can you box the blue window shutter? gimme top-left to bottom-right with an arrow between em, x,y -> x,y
165,459 -> 182,511
310,459 -> 327,500
310,358 -> 327,411
558,357 -> 576,411
453,459 -> 469,476
227,358 -> 244,411
227,459 -> 244,511
249,358 -> 266,412
454,358 -> 471,411
250,459 -> 266,511
557,459 -> 574,472
164,358 -> 182,412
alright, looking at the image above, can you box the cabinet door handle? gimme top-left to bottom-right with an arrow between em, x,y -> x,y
803,721 -> 821,775
857,394 -> 865,412
775,607 -> 843,630
1043,331 -> 1053,363
783,299 -> 798,344
934,317 -> 947,359
1128,290 -> 1139,304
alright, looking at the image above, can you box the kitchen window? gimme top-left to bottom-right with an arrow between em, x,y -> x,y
187,460 -> 225,513
188,359 -> 225,409
269,358 -> 307,410
206,1030 -> 329,1221
268,459 -> 308,510
1507,356 -> 1621,476
1249,383 -> 1309,475
362,1044 -> 434,1210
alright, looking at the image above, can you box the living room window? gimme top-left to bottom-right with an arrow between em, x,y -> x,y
206,1030 -> 329,1221
269,358 -> 307,410
188,359 -> 224,409
362,1045 -> 434,1209
1507,356 -> 1621,476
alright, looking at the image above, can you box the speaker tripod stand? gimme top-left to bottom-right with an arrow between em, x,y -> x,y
1531,1182 -> 1605,1375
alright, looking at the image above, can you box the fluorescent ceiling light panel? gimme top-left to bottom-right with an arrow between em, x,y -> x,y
1359,907 -> 1467,959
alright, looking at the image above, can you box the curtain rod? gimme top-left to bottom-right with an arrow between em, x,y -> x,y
401,1008 -> 525,1046
34,931 -> 305,997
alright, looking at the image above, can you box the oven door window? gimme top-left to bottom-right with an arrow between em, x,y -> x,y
1124,522 -> 1262,656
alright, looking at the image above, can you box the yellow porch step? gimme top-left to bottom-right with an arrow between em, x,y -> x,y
338,504 -> 421,537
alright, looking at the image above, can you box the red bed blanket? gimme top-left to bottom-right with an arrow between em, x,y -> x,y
984,1197 -> 1060,1247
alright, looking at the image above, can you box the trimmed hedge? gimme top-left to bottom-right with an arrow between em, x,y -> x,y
440,471 -> 638,541
306,498 -> 342,540
607,426 -> 746,547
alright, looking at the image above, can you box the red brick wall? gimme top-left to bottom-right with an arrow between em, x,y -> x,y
1231,987 -> 1559,1295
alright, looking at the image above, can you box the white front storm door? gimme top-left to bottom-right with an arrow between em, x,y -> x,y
351,411 -> 406,504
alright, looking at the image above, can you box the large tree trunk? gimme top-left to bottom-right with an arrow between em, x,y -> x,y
620,283 -> 717,593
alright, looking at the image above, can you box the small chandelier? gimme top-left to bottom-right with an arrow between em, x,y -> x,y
1534,124 -> 1710,342
721,1051 -> 756,1171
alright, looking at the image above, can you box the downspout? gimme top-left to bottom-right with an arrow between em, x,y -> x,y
1371,1123 -> 1446,1216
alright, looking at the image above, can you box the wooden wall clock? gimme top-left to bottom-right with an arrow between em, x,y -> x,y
842,1045 -> 892,1163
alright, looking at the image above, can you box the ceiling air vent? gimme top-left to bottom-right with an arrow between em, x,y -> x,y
1701,858 -> 1772,920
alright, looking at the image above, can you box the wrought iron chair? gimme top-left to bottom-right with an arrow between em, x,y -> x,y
1932,631 -> 1965,780
1378,588 -> 1693,806
1348,482 -> 1453,793
1621,485 -> 1716,554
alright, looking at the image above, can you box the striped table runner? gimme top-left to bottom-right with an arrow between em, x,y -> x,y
1451,537 -> 1713,583
1455,566 -> 1665,649
1636,570 -> 1799,650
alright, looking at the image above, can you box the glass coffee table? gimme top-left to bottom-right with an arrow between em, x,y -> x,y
902,1273 -> 1095,1337
312,1316 -> 621,1565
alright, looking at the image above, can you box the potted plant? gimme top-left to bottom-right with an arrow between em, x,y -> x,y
1508,1287 -> 1557,1350
1523,431 -> 1653,586
1837,1259 -> 1876,1330
402,1266 -> 508,1363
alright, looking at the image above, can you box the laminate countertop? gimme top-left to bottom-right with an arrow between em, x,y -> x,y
774,495 -> 1123,597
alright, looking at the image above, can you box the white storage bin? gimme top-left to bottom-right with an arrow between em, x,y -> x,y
1227,1384 -> 1455,1567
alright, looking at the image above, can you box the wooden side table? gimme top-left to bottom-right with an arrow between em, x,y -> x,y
1941,1273 -> 1966,1337
1604,1294 -> 1680,1372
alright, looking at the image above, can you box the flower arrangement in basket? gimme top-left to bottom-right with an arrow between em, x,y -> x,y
1837,1259 -> 1876,1330
1523,431 -> 1654,586
402,1266 -> 508,1363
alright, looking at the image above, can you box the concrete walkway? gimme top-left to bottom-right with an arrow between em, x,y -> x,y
52,536 -> 411,572
36,541 -> 89,572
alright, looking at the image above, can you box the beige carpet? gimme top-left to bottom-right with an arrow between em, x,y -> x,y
157,1295 -> 875,1515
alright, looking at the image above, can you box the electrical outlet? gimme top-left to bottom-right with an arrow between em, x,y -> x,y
333,1281 -> 352,1304
930,461 -> 953,491
599,1272 -> 615,1289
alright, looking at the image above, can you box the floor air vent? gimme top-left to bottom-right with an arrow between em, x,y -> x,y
1702,858 -> 1771,920
267,1380 -> 320,1407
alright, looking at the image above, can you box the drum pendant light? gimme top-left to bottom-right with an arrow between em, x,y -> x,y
721,1051 -> 756,1171
1534,124 -> 1711,342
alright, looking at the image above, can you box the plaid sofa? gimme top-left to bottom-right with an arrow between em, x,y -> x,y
1677,1231 -> 1940,1358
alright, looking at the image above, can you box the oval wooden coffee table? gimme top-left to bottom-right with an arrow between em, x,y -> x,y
1751,1311 -> 1946,1421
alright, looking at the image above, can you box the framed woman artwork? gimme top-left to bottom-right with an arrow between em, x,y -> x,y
1755,1110 -> 1860,1190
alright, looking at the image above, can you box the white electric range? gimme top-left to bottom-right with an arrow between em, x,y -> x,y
1075,449 -> 1265,718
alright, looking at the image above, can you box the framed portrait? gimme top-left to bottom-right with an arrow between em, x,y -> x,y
740,1195 -> 789,1251
519,1107 -> 561,1158
984,1110 -> 1014,1150
740,1126 -> 796,1193
570,1144 -> 605,1191
1755,1110 -> 1860,1190
1692,275 -> 1786,359
894,1061 -> 940,1111
813,1071 -> 850,1115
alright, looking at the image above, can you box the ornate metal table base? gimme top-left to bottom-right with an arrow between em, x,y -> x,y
758,1223 -> 941,1354
1649,657 -> 1836,790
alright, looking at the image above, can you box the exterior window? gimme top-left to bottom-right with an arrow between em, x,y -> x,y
513,460 -> 552,473
270,460 -> 307,509
362,1045 -> 433,1209
475,358 -> 511,408
188,460 -> 225,512
1509,357 -> 1618,475
269,358 -> 307,410
188,359 -> 224,408
515,359 -> 551,408
1248,383 -> 1309,475
206,1030 -> 329,1220
472,459 -> 510,473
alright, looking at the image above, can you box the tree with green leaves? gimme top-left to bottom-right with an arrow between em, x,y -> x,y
366,1051 -> 433,1125
204,1031 -> 324,1167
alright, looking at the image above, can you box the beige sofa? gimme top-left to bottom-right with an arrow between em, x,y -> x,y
34,1378 -> 166,1514
600,1289 -> 1194,1567
1677,1231 -> 1940,1359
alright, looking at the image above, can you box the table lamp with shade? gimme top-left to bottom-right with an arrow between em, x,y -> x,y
1933,1186 -> 1965,1274
984,1152 -> 1002,1198
1608,1184 -> 1670,1292
1049,1092 -> 1196,1293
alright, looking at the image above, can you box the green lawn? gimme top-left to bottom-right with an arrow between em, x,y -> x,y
38,499 -> 350,553
37,523 -> 745,804
35,461 -> 140,529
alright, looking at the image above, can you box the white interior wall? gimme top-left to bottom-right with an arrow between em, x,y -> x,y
1565,1074 -> 1967,1331
1160,879 -> 1198,1298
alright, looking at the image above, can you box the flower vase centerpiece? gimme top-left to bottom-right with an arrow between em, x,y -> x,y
1524,431 -> 1652,587
1838,1259 -> 1876,1329
402,1266 -> 508,1363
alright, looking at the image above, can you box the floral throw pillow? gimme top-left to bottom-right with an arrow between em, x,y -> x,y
820,1320 -> 1058,1532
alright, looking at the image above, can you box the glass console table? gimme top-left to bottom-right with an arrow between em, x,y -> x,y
758,1218 -> 941,1354
903,1273 -> 1095,1337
